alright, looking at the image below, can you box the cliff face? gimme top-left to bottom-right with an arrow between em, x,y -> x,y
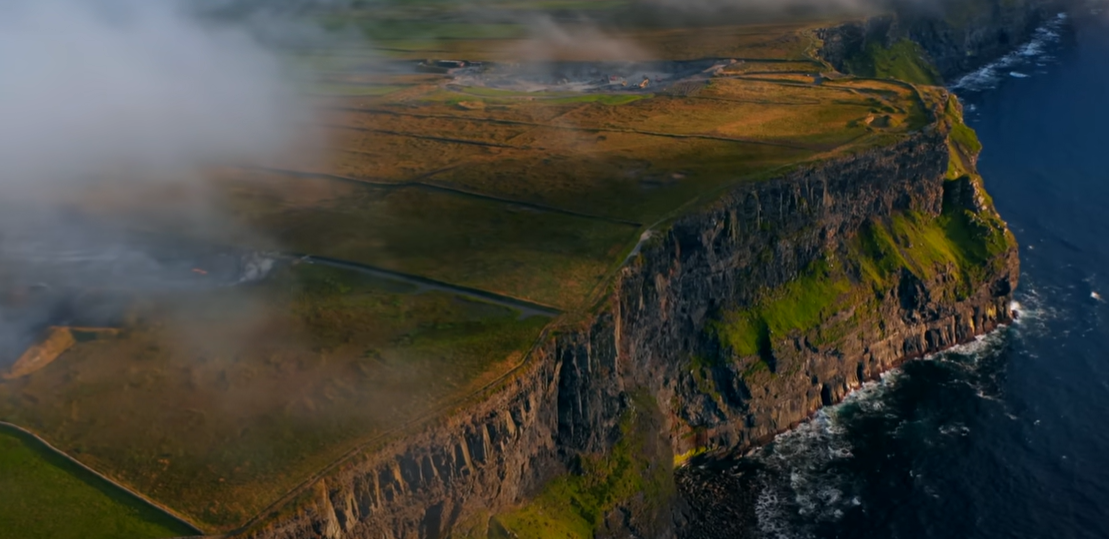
819,0 -> 1062,80
238,4 -> 1046,537
242,115 -> 1018,538
617,133 -> 1017,458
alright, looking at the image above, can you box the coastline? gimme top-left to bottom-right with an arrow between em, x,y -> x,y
240,99 -> 1019,539
676,8 -> 1077,536
672,0 -> 1072,475
0,2 -> 1068,537
235,5 -> 1055,532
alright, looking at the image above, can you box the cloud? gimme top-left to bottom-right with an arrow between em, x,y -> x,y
0,0 -> 319,362
0,0 -> 306,197
518,15 -> 651,62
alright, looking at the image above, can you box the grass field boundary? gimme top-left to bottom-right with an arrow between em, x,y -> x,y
324,124 -> 540,150
3,249 -> 559,539
292,254 -> 564,318
241,166 -> 644,227
0,421 -> 205,537
224,161 -> 817,536
328,107 -> 818,150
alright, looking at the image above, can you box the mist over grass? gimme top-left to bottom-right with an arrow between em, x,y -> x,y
0,0 -> 319,381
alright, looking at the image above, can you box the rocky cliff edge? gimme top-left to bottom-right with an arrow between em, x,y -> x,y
237,6 -> 1052,538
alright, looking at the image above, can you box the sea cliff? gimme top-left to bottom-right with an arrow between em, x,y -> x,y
241,109 -> 1016,539
819,0 -> 1063,80
237,4 -> 1054,538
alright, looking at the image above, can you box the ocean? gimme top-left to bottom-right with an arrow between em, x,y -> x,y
683,11 -> 1109,539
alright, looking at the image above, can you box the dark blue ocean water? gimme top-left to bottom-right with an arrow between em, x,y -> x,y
714,11 -> 1109,539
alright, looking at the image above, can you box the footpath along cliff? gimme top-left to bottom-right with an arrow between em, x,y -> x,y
241,3 -> 1061,538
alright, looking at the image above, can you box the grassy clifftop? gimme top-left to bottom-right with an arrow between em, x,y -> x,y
470,65 -> 1013,539
0,2 -> 1011,534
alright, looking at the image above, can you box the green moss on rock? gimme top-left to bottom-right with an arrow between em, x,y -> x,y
844,39 -> 942,85
709,175 -> 1010,369
493,393 -> 673,539
709,260 -> 853,361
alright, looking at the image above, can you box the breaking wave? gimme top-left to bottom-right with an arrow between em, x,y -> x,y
751,372 -> 900,539
951,13 -> 1068,93
748,287 -> 1054,539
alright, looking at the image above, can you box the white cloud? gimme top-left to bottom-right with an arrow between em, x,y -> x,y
0,0 -> 305,194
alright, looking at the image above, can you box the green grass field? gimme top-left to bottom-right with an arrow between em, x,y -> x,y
0,425 -> 193,539
0,264 -> 549,530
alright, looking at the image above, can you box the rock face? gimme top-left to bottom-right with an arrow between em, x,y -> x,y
242,125 -> 1018,539
240,5 -> 1046,538
819,0 -> 1063,80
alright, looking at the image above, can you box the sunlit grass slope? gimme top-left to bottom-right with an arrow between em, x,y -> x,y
0,425 -> 194,539
0,264 -> 548,529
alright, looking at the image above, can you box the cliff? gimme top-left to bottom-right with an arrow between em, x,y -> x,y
818,0 -> 1063,81
239,96 -> 1016,538
237,6 -> 1042,539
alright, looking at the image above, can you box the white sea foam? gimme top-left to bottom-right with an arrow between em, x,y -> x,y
1010,285 -> 1059,339
752,376 -> 905,538
750,318 -> 1034,537
951,13 -> 1068,92
751,281 -> 1061,538
755,488 -> 800,539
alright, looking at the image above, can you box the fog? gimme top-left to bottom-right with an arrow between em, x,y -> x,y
520,14 -> 651,61
460,0 -> 950,64
0,0 -> 305,197
0,0 -> 316,364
